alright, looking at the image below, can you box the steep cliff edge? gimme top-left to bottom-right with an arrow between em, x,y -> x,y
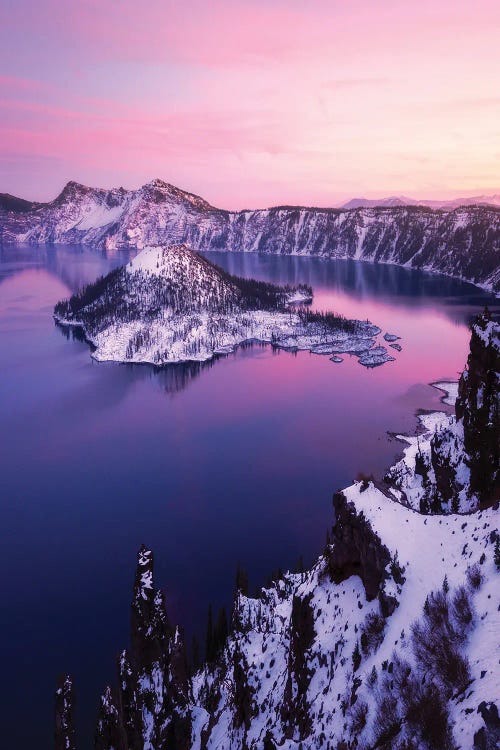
386,314 -> 499,513
456,313 -> 500,505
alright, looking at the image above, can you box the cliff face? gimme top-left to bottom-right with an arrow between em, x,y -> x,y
2,179 -> 500,293
456,315 -> 500,506
427,314 -> 499,511
328,491 -> 392,602
386,315 -> 499,514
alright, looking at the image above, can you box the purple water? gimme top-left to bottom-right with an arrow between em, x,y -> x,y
0,243 -> 498,749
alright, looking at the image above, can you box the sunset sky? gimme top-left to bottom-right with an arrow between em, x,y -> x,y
1,0 -> 499,208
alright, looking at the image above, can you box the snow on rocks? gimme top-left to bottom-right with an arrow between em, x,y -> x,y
358,345 -> 396,367
385,396 -> 474,513
183,477 -> 499,750
433,380 -> 459,406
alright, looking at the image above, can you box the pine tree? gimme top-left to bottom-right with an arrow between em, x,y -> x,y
235,564 -> 249,596
215,607 -> 228,653
494,536 -> 500,571
191,635 -> 200,675
352,641 -> 362,672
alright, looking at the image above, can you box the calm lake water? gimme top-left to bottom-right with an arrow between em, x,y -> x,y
1,244 -> 498,749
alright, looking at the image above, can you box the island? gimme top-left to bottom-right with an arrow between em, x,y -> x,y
54,244 -> 396,368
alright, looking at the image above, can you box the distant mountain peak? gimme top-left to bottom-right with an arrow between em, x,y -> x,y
146,177 -> 171,189
341,194 -> 500,210
141,178 -> 214,210
53,180 -> 95,204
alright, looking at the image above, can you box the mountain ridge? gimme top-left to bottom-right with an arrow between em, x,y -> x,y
341,194 -> 500,210
1,179 -> 499,294
4,180 -> 500,213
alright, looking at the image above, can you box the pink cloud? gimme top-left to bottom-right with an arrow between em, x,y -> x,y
1,1 -> 499,205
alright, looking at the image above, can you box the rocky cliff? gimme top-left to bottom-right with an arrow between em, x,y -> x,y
2,179 -> 499,293
456,312 -> 500,506
386,314 -> 499,513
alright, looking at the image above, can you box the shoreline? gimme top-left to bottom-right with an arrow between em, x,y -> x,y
54,314 -> 397,369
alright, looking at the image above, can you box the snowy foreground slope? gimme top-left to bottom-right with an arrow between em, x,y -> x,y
54,244 -> 395,367
56,316 -> 499,750
2,178 -> 500,293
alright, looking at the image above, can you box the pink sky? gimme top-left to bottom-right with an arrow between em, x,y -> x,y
0,0 -> 499,208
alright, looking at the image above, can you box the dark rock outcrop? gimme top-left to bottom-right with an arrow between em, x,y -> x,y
430,426 -> 462,512
389,314 -> 500,514
456,313 -> 500,506
95,686 -> 127,750
328,491 -> 391,601
281,593 -> 315,740
130,546 -> 171,669
473,701 -> 500,750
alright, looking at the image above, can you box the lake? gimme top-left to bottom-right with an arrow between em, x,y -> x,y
1,243 -> 498,749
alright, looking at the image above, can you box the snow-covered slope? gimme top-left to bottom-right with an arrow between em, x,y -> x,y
56,316 -> 500,750
2,179 -> 500,293
53,244 -> 395,367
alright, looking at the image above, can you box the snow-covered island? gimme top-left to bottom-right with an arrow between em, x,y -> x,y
54,243 -> 396,367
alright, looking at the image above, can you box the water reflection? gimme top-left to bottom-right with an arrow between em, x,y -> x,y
2,243 -> 498,325
204,252 -> 499,324
0,242 -> 135,294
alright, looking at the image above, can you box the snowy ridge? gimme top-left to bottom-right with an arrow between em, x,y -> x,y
57,318 -> 500,750
54,244 -> 395,368
341,194 -> 500,210
188,489 -> 498,750
385,408 -> 473,513
2,179 -> 500,293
